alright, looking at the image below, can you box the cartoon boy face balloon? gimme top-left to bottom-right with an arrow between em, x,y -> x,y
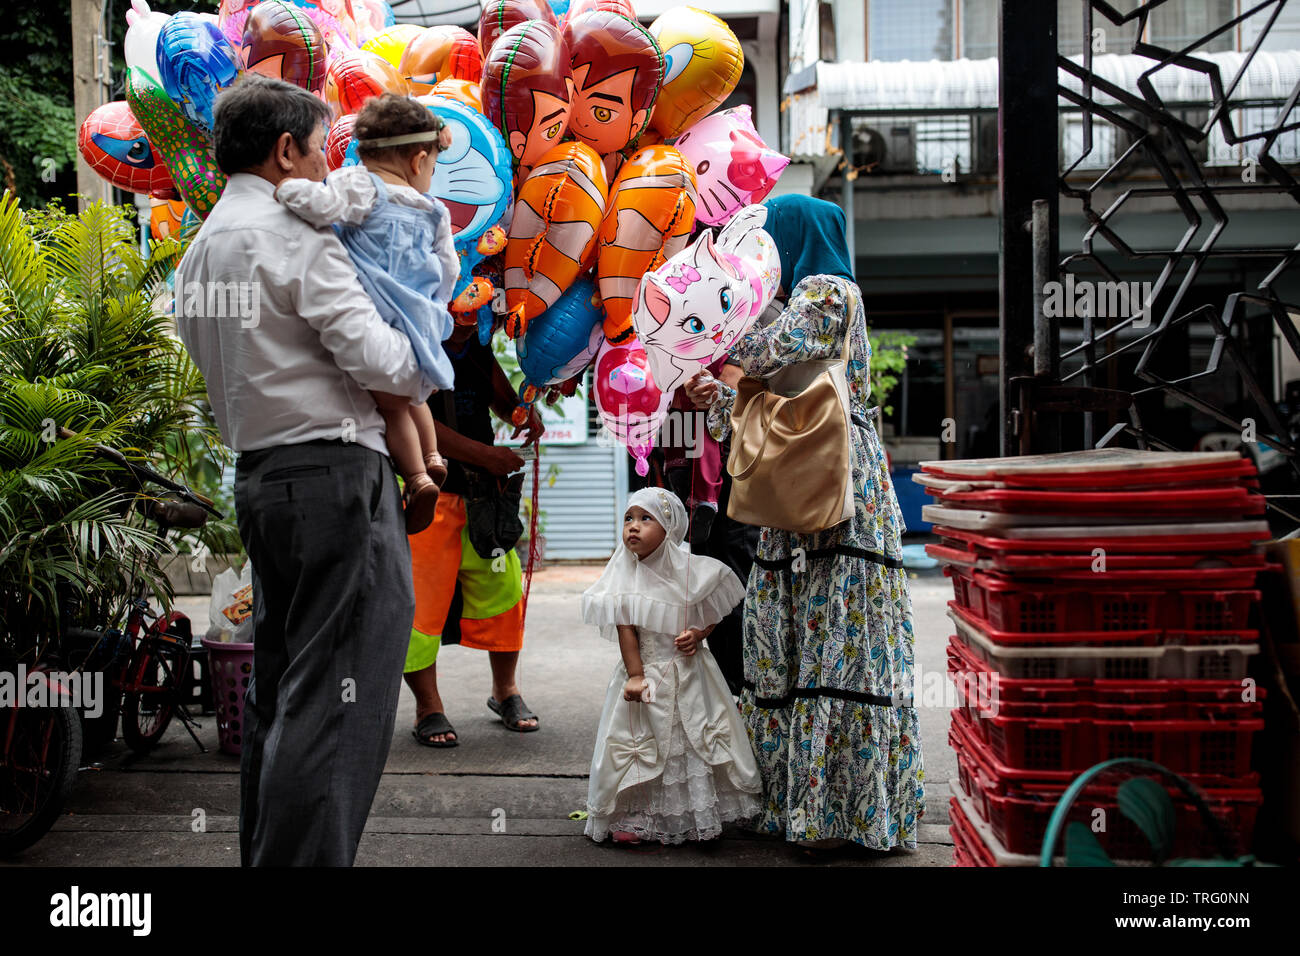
563,11 -> 662,158
241,0 -> 329,95
481,20 -> 573,171
632,205 -> 778,395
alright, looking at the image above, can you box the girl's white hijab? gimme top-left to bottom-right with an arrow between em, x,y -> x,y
580,488 -> 744,641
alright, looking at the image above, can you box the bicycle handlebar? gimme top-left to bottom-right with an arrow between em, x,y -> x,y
57,426 -> 223,518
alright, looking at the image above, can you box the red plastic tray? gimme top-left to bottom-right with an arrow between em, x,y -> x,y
921,451 -> 1256,489
948,601 -> 1259,649
949,653 -> 1263,722
947,568 -> 1260,638
949,797 -> 996,867
949,562 -> 1264,592
928,539 -> 1268,573
950,718 -> 1261,858
937,486 -> 1264,516
952,704 -> 1261,778
933,523 -> 1271,555
946,636 -> 1265,708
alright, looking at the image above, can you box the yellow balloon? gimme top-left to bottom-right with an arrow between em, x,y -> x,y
362,23 -> 426,68
648,7 -> 744,139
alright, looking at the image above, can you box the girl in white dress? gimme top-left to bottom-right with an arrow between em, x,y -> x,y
581,487 -> 762,844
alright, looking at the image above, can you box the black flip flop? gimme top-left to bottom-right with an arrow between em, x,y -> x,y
413,712 -> 458,747
487,694 -> 539,732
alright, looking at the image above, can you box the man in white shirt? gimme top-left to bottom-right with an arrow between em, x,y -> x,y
176,75 -> 431,866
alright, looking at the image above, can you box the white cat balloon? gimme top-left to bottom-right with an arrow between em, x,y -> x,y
631,204 -> 780,395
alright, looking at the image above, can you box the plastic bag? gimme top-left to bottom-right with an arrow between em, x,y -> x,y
205,561 -> 254,643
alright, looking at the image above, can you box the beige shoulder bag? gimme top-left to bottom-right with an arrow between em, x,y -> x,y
725,289 -> 858,533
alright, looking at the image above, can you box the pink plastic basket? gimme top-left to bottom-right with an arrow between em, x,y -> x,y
201,638 -> 254,756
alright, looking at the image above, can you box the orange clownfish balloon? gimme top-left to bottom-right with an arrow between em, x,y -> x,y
597,145 -> 698,345
648,6 -> 744,139
504,141 -> 608,338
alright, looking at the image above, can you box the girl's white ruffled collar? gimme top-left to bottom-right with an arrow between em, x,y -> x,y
581,489 -> 745,640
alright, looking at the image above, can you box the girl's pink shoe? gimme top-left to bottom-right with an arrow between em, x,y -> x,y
611,831 -> 642,845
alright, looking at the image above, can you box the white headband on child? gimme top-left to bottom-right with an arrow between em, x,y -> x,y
356,130 -> 442,149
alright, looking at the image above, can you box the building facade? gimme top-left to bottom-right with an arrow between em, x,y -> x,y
782,0 -> 1300,481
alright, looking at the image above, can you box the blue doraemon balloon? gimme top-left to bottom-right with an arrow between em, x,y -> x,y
424,95 -> 512,342
342,94 -> 512,334
156,12 -> 239,131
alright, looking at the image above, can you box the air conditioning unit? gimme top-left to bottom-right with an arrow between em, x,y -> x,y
856,124 -> 917,174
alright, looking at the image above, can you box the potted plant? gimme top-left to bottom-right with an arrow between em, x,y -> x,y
0,195 -> 222,661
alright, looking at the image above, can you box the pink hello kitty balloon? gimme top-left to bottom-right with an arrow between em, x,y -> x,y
673,105 -> 789,226
631,204 -> 779,397
594,335 -> 672,477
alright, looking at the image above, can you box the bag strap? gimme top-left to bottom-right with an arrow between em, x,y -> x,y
838,282 -> 860,361
728,388 -> 782,481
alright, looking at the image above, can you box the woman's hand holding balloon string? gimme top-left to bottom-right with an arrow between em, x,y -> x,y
685,364 -> 741,409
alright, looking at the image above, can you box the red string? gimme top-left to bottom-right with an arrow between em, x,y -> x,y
683,461 -> 695,631
519,450 -> 542,633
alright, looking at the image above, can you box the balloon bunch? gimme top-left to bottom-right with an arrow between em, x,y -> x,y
78,0 -> 790,477
482,2 -> 786,475
81,0 -> 400,217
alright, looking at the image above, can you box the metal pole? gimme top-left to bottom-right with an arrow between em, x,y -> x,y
1031,198 -> 1052,377
72,0 -> 112,209
943,308 -> 955,459
998,0 -> 1059,455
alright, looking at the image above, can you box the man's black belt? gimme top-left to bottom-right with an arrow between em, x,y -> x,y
741,680 -> 906,709
754,546 -> 904,571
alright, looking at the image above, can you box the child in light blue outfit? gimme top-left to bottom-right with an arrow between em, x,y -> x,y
277,94 -> 461,534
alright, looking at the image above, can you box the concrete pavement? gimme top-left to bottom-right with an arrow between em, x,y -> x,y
3,563 -> 956,867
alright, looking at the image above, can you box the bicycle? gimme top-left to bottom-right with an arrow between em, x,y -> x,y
0,430 -> 223,855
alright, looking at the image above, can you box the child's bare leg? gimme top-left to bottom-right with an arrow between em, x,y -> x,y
372,391 -> 425,480
410,401 -> 447,485
373,390 -> 439,534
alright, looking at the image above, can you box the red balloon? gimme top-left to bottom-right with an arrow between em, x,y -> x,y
481,20 -> 573,171
561,0 -> 635,29
325,50 -> 410,119
78,100 -> 176,198
594,334 -> 671,477
325,114 -> 357,171
478,0 -> 557,59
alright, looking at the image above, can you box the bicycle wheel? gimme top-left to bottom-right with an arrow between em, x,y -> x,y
0,703 -> 82,855
121,640 -> 184,754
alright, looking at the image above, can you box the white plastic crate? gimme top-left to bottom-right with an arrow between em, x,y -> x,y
950,611 -> 1258,680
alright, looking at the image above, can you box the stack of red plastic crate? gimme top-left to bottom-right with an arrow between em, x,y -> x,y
916,448 -> 1270,865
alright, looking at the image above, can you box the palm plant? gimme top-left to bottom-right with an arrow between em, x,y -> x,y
0,193 -> 231,659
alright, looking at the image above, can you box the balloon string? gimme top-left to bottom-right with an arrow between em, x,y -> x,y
520,450 -> 541,634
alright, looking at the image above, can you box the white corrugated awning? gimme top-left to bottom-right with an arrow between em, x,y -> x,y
388,0 -> 481,28
807,49 -> 1300,112
388,0 -> 780,28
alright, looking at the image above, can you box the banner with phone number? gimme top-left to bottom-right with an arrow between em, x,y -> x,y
494,391 -> 588,447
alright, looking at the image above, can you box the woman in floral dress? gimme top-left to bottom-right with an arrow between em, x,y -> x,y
687,194 -> 925,850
